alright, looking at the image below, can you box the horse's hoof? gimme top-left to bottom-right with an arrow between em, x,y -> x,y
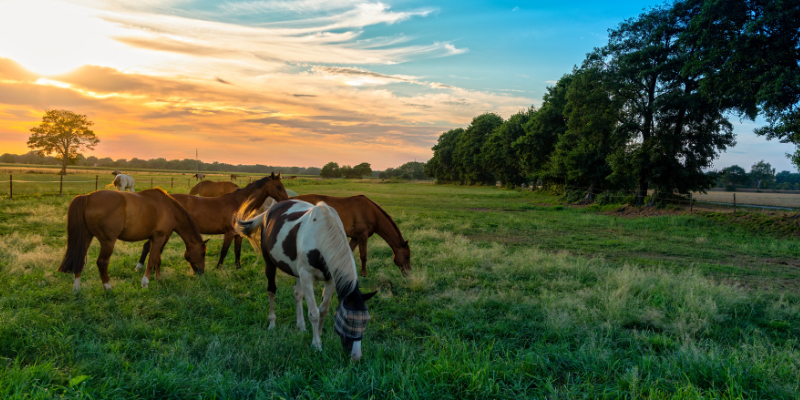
135,263 -> 143,272
103,283 -> 111,291
141,276 -> 149,288
73,278 -> 81,293
360,272 -> 368,277
268,322 -> 276,330
297,325 -> 306,332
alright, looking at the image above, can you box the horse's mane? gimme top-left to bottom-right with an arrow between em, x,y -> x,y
311,202 -> 358,298
358,195 -> 402,237
234,176 -> 272,194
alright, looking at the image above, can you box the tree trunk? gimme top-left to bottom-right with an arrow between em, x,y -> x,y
60,154 -> 68,175
582,182 -> 596,204
636,173 -> 648,206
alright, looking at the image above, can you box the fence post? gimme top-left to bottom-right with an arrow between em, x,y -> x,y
690,192 -> 693,213
171,177 -> 174,189
151,178 -> 153,188
188,178 -> 190,188
59,174 -> 63,196
9,174 -> 11,199
733,193 -> 736,215
95,175 -> 98,191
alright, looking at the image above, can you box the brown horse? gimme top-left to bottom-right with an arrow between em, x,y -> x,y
59,188 -> 208,292
190,180 -> 239,197
138,173 -> 288,269
292,194 -> 410,277
231,174 -> 238,180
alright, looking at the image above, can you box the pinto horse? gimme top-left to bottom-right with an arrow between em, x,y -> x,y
236,199 -> 377,360
189,180 -> 239,197
193,173 -> 205,181
137,173 -> 288,270
292,194 -> 410,277
59,189 -> 208,292
112,173 -> 135,192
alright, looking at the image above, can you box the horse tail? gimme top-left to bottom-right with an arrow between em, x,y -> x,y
58,195 -> 92,274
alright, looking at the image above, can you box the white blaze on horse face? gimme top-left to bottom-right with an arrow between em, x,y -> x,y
141,276 -> 149,288
351,340 -> 362,361
73,277 -> 80,292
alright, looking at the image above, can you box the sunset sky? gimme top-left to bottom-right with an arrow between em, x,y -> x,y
0,0 -> 795,170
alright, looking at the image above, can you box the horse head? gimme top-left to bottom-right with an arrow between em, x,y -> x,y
185,238 -> 209,275
267,172 -> 289,202
335,288 -> 378,361
393,240 -> 411,276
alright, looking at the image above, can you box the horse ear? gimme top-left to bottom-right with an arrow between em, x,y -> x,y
361,291 -> 378,302
277,171 -> 281,178
203,239 -> 210,246
404,240 -> 409,246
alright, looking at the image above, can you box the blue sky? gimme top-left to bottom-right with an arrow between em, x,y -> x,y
0,0 -> 794,171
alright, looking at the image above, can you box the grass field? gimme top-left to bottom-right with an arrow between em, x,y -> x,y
1,180 -> 799,398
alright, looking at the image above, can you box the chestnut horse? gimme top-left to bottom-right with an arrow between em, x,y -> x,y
231,174 -> 238,180
138,173 -> 288,269
189,180 -> 239,197
59,189 -> 208,292
292,194 -> 410,277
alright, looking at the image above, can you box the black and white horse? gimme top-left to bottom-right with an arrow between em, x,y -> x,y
236,199 -> 376,360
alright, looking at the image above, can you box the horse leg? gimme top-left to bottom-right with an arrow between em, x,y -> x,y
216,233 -> 234,269
73,235 -> 94,293
358,236 -> 369,277
136,240 -> 150,272
317,279 -> 335,333
155,235 -> 171,280
294,279 -> 306,331
348,237 -> 358,251
234,235 -> 243,269
97,239 -> 116,290
298,271 -> 322,351
142,236 -> 167,288
265,257 -> 278,329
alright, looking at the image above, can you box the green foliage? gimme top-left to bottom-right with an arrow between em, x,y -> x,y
721,165 -> 749,188
483,108 -> 534,186
454,113 -> 504,185
425,128 -> 463,183
380,161 -> 428,180
27,109 -> 98,175
319,161 -> 340,178
0,153 -> 15,163
750,160 -> 775,189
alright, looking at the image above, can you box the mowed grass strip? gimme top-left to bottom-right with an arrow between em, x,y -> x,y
0,182 -> 798,398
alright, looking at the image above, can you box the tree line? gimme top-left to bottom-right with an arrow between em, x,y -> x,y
424,0 -> 799,204
0,151 -> 322,176
718,160 -> 800,191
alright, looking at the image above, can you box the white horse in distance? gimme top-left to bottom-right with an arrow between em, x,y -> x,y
111,171 -> 135,192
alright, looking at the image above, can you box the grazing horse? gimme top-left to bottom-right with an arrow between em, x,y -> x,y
59,189 -> 208,292
111,169 -> 122,175
189,180 -> 239,197
293,194 -> 410,277
137,173 -> 288,270
112,173 -> 135,192
231,174 -> 238,180
193,173 -> 205,181
236,199 -> 377,360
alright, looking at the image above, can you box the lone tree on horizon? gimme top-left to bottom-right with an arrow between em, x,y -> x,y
27,109 -> 99,175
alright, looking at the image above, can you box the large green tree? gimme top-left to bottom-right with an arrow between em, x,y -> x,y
455,113 -> 504,185
603,4 -> 735,203
483,108 -> 535,187
679,0 -> 800,167
515,75 -> 573,185
749,160 -> 775,189
425,128 -> 464,183
550,66 -> 622,201
27,109 -> 99,175
320,162 -> 340,178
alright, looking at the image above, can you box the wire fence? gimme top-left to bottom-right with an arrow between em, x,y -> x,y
530,184 -> 800,214
0,173 -> 266,199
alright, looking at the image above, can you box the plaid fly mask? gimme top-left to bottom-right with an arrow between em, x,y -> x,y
334,303 -> 371,341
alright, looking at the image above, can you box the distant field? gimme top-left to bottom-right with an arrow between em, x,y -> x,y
0,163 -> 322,178
1,182 -> 798,398
693,190 -> 800,208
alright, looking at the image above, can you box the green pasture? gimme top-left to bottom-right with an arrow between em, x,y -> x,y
0,181 -> 798,398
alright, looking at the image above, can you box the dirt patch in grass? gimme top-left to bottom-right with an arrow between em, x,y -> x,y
605,205 -> 686,218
